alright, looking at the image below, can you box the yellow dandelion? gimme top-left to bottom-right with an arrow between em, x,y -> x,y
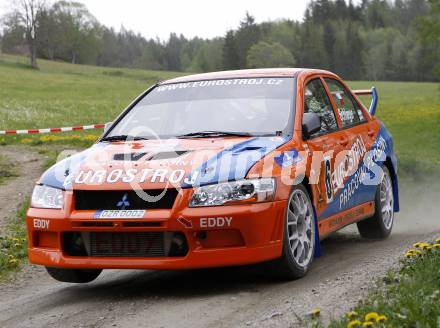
421,243 -> 431,250
346,311 -> 359,320
365,312 -> 379,322
347,320 -> 362,328
311,307 -> 321,317
432,244 -> 440,249
413,242 -> 422,248
404,252 -> 414,258
435,237 -> 440,243
376,315 -> 387,323
362,322 -> 374,328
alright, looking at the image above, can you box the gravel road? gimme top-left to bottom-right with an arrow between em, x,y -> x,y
0,146 -> 438,328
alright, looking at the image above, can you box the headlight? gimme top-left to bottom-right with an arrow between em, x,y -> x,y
190,178 -> 275,207
31,185 -> 64,209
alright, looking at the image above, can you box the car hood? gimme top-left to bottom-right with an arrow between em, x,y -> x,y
39,136 -> 290,190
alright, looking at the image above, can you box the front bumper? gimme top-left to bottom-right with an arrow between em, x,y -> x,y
26,190 -> 287,270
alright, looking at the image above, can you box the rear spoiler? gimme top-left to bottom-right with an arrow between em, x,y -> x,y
353,87 -> 378,116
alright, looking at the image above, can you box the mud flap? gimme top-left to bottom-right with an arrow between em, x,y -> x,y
313,206 -> 322,258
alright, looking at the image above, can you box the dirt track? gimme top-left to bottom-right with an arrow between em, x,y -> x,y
0,147 -> 439,328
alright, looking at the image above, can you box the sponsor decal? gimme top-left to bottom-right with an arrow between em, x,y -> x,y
339,136 -> 387,209
33,219 -> 50,229
274,149 -> 303,168
200,217 -> 233,228
156,79 -> 284,92
329,207 -> 365,228
333,136 -> 367,189
324,136 -> 367,205
74,168 -> 198,186
94,210 -> 146,219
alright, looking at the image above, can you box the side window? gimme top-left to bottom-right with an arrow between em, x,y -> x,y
324,78 -> 366,127
304,79 -> 338,135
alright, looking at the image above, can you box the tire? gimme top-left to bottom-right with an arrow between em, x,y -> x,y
270,185 -> 316,280
357,166 -> 394,239
45,267 -> 102,283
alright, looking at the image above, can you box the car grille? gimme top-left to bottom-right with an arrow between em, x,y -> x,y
90,232 -> 165,257
63,232 -> 188,258
74,189 -> 178,210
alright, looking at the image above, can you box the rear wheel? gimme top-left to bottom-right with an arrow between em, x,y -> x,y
271,185 -> 315,280
357,166 -> 394,239
46,267 -> 102,283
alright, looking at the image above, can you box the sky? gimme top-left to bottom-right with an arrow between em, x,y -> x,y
0,0 -> 310,40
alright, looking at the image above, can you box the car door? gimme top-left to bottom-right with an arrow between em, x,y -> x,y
302,77 -> 347,219
323,77 -> 375,213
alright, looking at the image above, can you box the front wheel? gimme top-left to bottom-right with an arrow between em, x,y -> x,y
270,185 -> 315,280
46,267 -> 102,283
357,166 -> 394,239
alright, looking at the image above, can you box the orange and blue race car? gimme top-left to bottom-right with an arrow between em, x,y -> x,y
26,68 -> 399,283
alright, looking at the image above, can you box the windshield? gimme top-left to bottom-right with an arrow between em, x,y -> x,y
106,77 -> 296,139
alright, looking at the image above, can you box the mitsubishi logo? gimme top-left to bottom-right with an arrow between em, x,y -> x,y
116,193 -> 130,210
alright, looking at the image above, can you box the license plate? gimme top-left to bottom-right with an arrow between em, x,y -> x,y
94,210 -> 146,219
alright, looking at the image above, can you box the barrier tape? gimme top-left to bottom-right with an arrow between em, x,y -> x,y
0,123 -> 106,135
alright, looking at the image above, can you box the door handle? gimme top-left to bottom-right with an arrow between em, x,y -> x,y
368,129 -> 375,137
338,137 -> 349,146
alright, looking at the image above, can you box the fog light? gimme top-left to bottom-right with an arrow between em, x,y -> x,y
169,232 -> 188,257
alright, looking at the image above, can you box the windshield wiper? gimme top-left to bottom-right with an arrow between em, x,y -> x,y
101,135 -> 149,142
176,131 -> 253,138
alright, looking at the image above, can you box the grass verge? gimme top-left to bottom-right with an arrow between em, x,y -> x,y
0,154 -> 18,184
0,199 -> 29,281
326,240 -> 440,328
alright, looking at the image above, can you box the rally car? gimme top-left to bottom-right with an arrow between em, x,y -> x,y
26,68 -> 399,283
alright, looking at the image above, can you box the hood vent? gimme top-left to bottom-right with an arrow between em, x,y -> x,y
148,151 -> 189,161
113,152 -> 147,161
113,151 -> 189,161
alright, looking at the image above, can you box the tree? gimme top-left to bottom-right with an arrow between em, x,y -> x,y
164,33 -> 185,71
10,0 -> 47,68
222,30 -> 239,69
235,13 -> 261,68
418,0 -> 440,77
51,1 -> 99,64
189,38 -> 224,72
0,12 -> 27,55
247,41 -> 295,68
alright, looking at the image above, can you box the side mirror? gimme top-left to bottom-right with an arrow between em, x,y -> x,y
302,113 -> 321,140
103,122 -> 113,134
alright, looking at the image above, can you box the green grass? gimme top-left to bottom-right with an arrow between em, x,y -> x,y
327,242 -> 440,328
0,154 -> 18,184
0,53 -> 183,147
0,199 -> 29,280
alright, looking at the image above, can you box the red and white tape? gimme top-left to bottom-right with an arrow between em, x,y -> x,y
0,123 -> 106,135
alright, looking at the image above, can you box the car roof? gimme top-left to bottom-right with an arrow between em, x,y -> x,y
160,68 -> 334,85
